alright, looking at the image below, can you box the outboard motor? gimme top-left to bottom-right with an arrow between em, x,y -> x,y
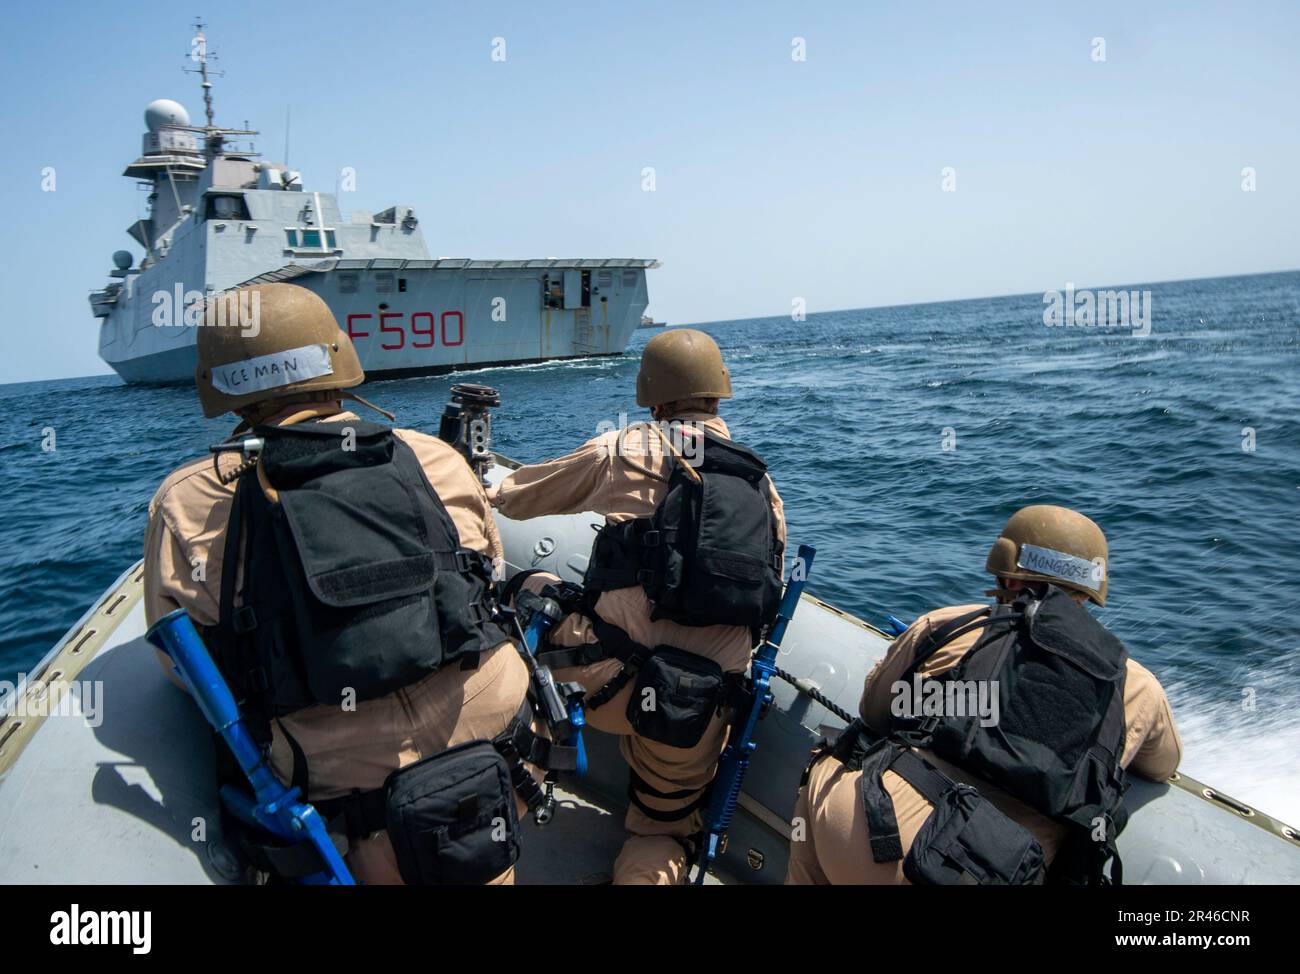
439,383 -> 500,484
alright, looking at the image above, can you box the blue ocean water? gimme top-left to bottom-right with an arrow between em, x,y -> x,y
2,270 -> 1297,819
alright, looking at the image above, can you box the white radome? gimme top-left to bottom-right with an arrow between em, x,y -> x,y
144,98 -> 191,132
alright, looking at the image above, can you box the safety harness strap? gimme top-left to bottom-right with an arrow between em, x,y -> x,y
582,615 -> 656,710
627,769 -> 707,822
498,700 -> 579,773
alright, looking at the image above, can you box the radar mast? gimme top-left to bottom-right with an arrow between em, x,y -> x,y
181,20 -> 257,159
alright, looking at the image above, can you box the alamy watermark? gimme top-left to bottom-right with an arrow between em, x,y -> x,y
1,675 -> 103,728
151,285 -> 261,337
595,414 -> 707,467
891,674 -> 1000,728
1043,283 -> 1151,337
49,904 -> 150,954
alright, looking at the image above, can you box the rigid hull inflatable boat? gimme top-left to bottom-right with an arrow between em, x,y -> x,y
2,455 -> 1299,885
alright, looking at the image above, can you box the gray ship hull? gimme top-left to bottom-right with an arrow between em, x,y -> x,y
99,259 -> 651,384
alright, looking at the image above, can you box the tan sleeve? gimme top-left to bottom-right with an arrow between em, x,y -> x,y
766,475 -> 788,549
145,462 -> 231,630
492,435 -> 616,520
143,498 -> 183,627
858,605 -> 989,734
859,620 -> 930,734
1119,658 -> 1183,780
143,491 -> 206,689
395,429 -> 502,561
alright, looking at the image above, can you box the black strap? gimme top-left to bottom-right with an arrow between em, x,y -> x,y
583,615 -> 656,710
627,770 -> 707,822
214,474 -> 277,744
899,606 -> 995,684
435,547 -> 495,580
277,719 -> 311,800
535,642 -> 607,671
492,703 -> 547,814
234,825 -> 351,881
496,700 -> 579,774
314,787 -> 389,842
888,748 -> 955,807
217,475 -> 245,638
829,719 -> 873,766
858,740 -> 908,863
500,569 -> 546,607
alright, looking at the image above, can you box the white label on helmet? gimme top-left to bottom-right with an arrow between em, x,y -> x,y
210,343 -> 334,396
1017,543 -> 1105,592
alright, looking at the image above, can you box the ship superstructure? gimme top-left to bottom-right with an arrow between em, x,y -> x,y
91,24 -> 656,383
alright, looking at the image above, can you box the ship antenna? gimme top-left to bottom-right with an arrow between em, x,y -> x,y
183,18 -> 223,130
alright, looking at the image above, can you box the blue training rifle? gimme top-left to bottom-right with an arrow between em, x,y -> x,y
145,608 -> 355,885
519,593 -> 588,778
693,543 -> 816,884
508,587 -> 588,824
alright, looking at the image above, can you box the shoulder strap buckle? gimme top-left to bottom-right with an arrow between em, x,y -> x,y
231,605 -> 258,634
894,715 -> 939,748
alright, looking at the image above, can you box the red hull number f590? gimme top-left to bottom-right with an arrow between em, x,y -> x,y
346,311 -> 465,350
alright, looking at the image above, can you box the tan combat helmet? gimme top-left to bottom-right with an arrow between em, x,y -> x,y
195,283 -> 364,418
985,504 -> 1110,605
635,328 -> 733,408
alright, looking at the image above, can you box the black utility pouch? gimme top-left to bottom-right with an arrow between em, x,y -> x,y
626,647 -> 727,749
384,740 -> 520,885
903,782 -> 1046,885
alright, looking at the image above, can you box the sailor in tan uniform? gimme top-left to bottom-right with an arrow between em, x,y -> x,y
490,329 -> 787,884
786,505 -> 1183,885
144,283 -> 534,885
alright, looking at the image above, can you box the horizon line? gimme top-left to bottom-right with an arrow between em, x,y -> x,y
10,264 -> 1297,389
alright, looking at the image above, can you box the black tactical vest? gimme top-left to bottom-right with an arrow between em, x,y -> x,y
904,588 -> 1129,830
215,420 -> 506,731
584,427 -> 783,631
836,586 -> 1131,884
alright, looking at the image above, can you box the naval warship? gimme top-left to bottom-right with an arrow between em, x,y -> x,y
90,25 -> 657,384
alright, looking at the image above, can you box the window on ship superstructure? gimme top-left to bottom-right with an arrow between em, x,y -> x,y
284,228 -> 339,253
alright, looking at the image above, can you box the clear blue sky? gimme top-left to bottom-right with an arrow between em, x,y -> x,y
2,0 -> 1296,383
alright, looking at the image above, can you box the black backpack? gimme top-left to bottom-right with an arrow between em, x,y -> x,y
584,428 -> 783,631
894,586 -> 1131,884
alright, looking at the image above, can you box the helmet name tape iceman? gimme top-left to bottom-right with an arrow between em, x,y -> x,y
636,328 -> 733,408
195,283 -> 364,418
985,504 -> 1109,606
